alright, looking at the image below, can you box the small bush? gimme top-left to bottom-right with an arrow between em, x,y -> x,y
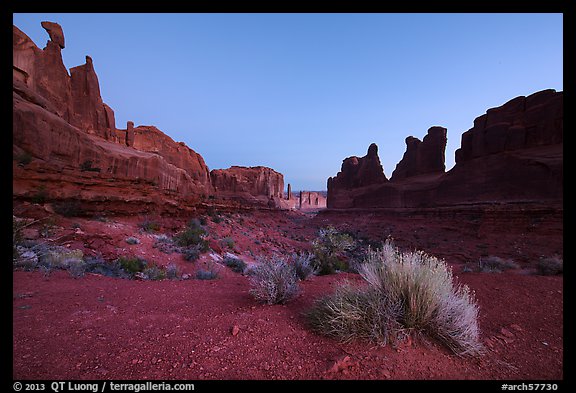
196,262 -> 220,280
220,237 -> 235,250
67,260 -> 87,279
249,256 -> 300,305
463,256 -> 519,273
125,236 -> 140,245
223,255 -> 247,274
142,264 -> 166,281
306,240 -> 483,357
139,218 -> 161,233
183,244 -> 202,261
535,256 -> 563,276
311,226 -> 355,275
116,256 -> 148,276
173,219 -> 209,251
165,263 -> 181,280
152,234 -> 179,254
292,252 -> 317,280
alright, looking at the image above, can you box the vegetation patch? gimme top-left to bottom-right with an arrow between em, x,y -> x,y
535,256 -> 563,276
311,226 -> 356,275
306,240 -> 483,357
249,255 -> 300,305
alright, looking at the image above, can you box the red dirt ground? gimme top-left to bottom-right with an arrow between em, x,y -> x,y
12,203 -> 563,380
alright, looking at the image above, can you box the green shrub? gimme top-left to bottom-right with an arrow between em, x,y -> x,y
535,256 -> 563,276
223,255 -> 247,274
173,219 -> 209,251
306,240 -> 483,357
31,186 -> 48,204
249,256 -> 300,305
116,256 -> 148,275
142,264 -> 166,281
311,226 -> 355,275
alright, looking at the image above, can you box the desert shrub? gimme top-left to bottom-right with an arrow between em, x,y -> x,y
142,264 -> 166,281
165,263 -> 181,280
173,219 -> 209,251
196,262 -> 220,280
220,237 -> 235,250
249,256 -> 300,305
139,218 -> 161,233
535,256 -> 563,276
67,260 -> 87,279
182,244 -> 202,261
306,240 -> 483,357
292,252 -> 317,280
53,200 -> 83,217
223,255 -> 247,274
152,234 -> 179,254
477,256 -> 519,273
42,247 -> 84,269
306,282 -> 403,345
84,255 -> 133,279
311,226 -> 355,275
125,236 -> 140,245
116,256 -> 148,276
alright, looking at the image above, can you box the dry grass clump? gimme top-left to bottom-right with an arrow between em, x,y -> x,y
306,240 -> 483,357
249,255 -> 300,305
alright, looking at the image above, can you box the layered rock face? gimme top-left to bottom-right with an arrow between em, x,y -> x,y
211,166 -> 284,200
327,90 -> 563,209
391,126 -> 447,181
13,22 -> 283,213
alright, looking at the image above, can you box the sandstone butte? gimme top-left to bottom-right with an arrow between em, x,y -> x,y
327,89 -> 562,209
13,22 -> 284,215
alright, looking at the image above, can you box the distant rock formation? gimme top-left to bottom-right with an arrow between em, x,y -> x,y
455,89 -> 562,162
327,90 -> 562,209
12,22 -> 286,213
210,166 -> 284,199
391,126 -> 447,181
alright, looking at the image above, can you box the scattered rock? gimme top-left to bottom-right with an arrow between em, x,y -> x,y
231,325 -> 240,336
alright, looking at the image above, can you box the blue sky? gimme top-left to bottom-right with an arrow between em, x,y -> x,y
13,13 -> 563,191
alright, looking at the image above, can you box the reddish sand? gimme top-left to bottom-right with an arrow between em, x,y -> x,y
12,204 -> 563,380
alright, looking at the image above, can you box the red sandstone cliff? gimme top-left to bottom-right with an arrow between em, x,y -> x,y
327,90 -> 563,209
13,22 -> 285,213
210,166 -> 284,207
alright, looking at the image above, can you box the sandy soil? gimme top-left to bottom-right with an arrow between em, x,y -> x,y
12,204 -> 563,380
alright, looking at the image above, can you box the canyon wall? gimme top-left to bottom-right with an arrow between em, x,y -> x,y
13,22 -> 285,213
327,89 -> 563,209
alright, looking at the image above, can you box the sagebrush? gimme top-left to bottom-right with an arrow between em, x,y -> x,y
306,240 -> 483,357
249,256 -> 300,305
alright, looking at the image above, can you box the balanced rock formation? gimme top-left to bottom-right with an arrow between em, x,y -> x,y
327,89 -> 562,209
391,126 -> 447,181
